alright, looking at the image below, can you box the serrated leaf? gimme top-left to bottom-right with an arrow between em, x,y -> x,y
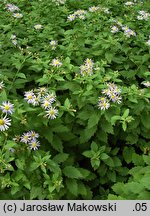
91,141 -> 98,152
141,175 -> 150,190
122,109 -> 129,118
16,73 -> 26,79
51,135 -> 63,152
123,147 -> 134,164
53,153 -> 69,164
15,159 -> 25,170
80,125 -> 97,143
63,166 -> 83,179
66,179 -> 78,196
101,153 -> 109,160
111,115 -> 121,125
82,150 -> 93,158
87,112 -> 100,129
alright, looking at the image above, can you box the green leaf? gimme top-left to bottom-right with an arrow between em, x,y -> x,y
141,175 -> 150,190
141,112 -> 150,129
64,98 -> 71,108
51,135 -> 63,152
0,90 -> 7,103
15,159 -> 25,170
52,125 -> 69,133
16,73 -> 26,79
66,179 -> 78,196
101,153 -> 109,160
80,125 -> 97,143
87,112 -> 100,129
122,109 -> 129,118
123,147 -> 134,164
63,166 -> 83,179
104,157 -> 114,167
111,115 -> 121,125
91,158 -> 100,170
53,153 -> 69,164
82,150 -> 93,158
29,162 -> 40,171
143,155 -> 150,165
132,153 -> 144,166
122,122 -> 127,131
91,141 -> 98,152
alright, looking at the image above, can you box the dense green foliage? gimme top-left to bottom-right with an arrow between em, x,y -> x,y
0,0 -> 150,199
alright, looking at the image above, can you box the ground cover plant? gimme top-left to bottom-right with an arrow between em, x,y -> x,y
0,0 -> 150,200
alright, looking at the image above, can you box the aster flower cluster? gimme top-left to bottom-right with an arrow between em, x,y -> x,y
89,6 -> 100,12
146,36 -> 150,46
111,21 -> 136,37
5,3 -> 20,12
79,58 -> 94,76
142,81 -> 150,88
137,10 -> 150,21
0,101 -> 14,131
24,87 -> 59,120
68,10 -> 87,21
124,1 -> 134,6
52,0 -> 66,5
20,131 -> 40,150
98,83 -> 122,110
111,26 -> 119,33
10,34 -> 17,45
34,24 -> 43,30
5,3 -> 23,18
0,81 -> 5,91
51,58 -> 62,67
49,40 -> 57,50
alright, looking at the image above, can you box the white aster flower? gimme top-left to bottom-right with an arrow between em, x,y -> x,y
74,10 -> 86,16
12,13 -> 23,18
97,101 -> 110,110
78,15 -> 86,20
111,26 -> 119,33
51,58 -> 62,67
34,24 -> 43,30
146,39 -> 150,46
6,4 -> 20,12
0,81 -> 5,90
67,14 -> 76,21
20,132 -> 31,144
50,40 -> 57,46
0,116 -> 11,131
124,2 -> 134,6
124,29 -> 136,37
41,100 -> 52,109
29,139 -> 40,150
12,39 -> 17,45
36,87 -> 48,96
45,107 -> 58,119
10,34 -> 16,40
89,6 -> 100,12
142,81 -> 150,87
0,101 -> 14,115
43,93 -> 56,103
28,131 -> 39,139
30,95 -> 40,106
24,90 -> 36,104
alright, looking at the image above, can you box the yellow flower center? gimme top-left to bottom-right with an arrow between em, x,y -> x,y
23,135 -> 28,140
4,105 -> 10,110
27,95 -> 33,99
44,101 -> 49,106
49,110 -> 55,115
55,60 -> 59,65
32,142 -> 37,147
0,119 -> 5,125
